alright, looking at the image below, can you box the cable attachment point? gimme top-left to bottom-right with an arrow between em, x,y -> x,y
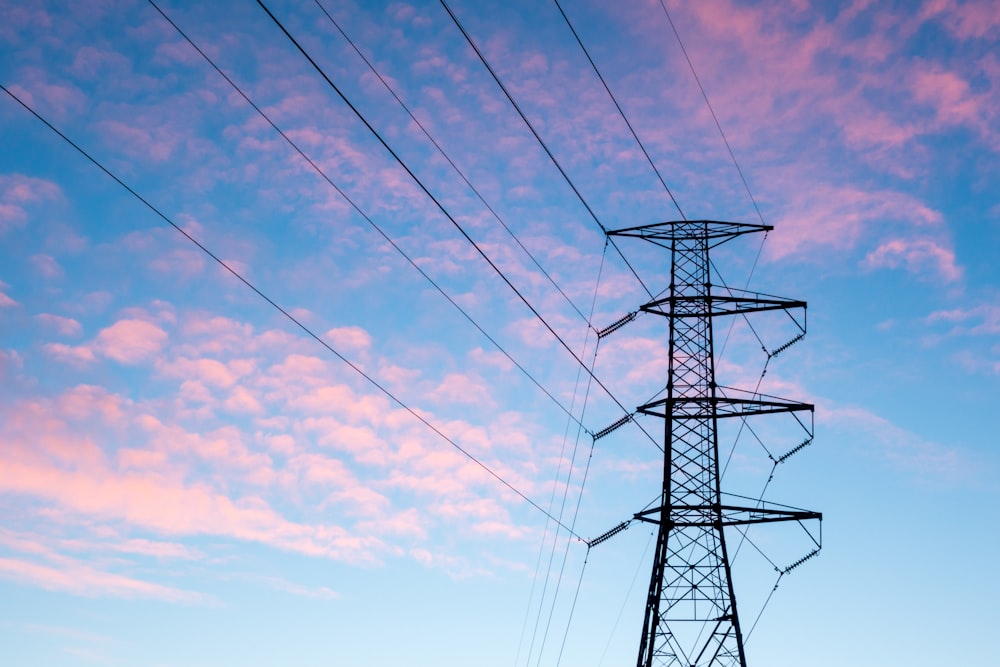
769,333 -> 805,359
775,437 -> 813,464
781,548 -> 820,575
594,413 -> 633,440
588,520 -> 631,548
598,311 -> 637,339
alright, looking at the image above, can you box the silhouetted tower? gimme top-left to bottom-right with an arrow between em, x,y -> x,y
606,220 -> 821,667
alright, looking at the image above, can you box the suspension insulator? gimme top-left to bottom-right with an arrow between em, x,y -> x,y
776,437 -> 813,464
782,548 -> 820,574
594,413 -> 633,440
588,520 -> 631,548
770,332 -> 805,358
598,311 -> 637,339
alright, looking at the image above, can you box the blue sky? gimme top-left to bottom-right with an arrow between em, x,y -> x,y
1,0 -> 998,665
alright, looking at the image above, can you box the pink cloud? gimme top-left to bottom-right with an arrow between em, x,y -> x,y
4,78 -> 86,121
95,119 -> 177,162
94,319 -> 168,364
56,385 -> 128,424
110,537 -> 202,560
178,314 -> 271,355
429,372 -> 494,407
42,342 -> 96,365
864,237 -> 962,282
0,454 -> 380,563
291,385 -> 389,424
324,326 -> 372,353
266,354 -> 329,385
149,248 -> 206,279
767,184 -> 944,260
70,44 -> 132,80
64,290 -> 112,316
153,39 -> 207,67
0,349 -> 23,377
158,357 -> 244,389
821,404 -> 968,481
0,174 -> 61,233
223,386 -> 263,414
29,253 -> 62,279
249,575 -> 340,600
136,416 -> 272,476
921,0 -> 1000,39
117,447 -> 169,471
926,304 -> 1000,335
468,346 -> 515,372
36,313 -> 82,336
302,417 -> 389,466
910,65 -> 995,142
0,555 -> 206,602
260,433 -> 297,456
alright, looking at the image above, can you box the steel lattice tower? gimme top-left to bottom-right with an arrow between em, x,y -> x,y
605,220 -> 821,667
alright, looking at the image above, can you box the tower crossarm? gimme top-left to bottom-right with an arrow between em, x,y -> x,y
637,396 -> 814,420
607,220 -> 771,246
640,292 -> 806,318
633,504 -> 822,528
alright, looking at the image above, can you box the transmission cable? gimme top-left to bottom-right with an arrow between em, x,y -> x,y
311,0 -> 591,326
526,336 -> 597,667
256,0 -> 662,453
522,239 -> 607,667
596,528 -> 655,667
437,0 -> 654,301
146,0 -> 591,438
552,0 -> 685,220
0,81 -> 584,542
553,547 -> 589,667
658,0 -> 766,226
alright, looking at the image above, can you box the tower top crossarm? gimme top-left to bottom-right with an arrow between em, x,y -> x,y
607,220 -> 771,248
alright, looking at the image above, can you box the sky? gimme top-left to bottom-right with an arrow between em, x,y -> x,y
1,0 -> 998,665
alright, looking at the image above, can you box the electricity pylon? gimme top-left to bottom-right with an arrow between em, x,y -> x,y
604,220 -> 821,667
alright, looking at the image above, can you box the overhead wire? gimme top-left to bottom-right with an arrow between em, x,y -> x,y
527,332 -> 596,667
437,0 -> 655,301
552,0 -> 685,220
0,80 -> 584,542
658,0 -> 766,227
145,0 -> 591,440
310,0 -> 592,326
550,1 -> 818,653
301,12 -> 621,632
553,546 -> 589,667
522,239 -> 607,667
235,5 -> 650,655
555,0 -> 774,379
550,4 -> 790,567
596,528 -> 655,667
256,0 -> 663,454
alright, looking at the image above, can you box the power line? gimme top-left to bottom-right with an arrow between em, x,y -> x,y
0,80 -> 585,542
145,0 -> 590,439
311,0 -> 592,326
658,0 -> 766,226
552,0 -> 686,220
437,0 -> 655,301
256,0 -> 662,453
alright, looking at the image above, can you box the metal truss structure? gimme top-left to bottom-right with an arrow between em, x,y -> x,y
605,220 -> 821,667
